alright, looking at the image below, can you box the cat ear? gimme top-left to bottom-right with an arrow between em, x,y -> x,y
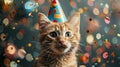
38,13 -> 51,31
68,12 -> 80,33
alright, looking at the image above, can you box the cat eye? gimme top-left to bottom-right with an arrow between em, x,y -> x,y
65,32 -> 72,37
49,31 -> 57,37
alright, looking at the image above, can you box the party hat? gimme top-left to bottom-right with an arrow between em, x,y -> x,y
48,0 -> 67,23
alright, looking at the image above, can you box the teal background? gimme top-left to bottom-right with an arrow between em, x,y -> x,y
0,0 -> 120,67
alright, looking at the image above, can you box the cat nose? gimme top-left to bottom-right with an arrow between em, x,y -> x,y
59,40 -> 64,44
58,40 -> 67,48
59,38 -> 65,44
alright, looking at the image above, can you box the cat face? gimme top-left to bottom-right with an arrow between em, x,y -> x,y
38,12 -> 80,55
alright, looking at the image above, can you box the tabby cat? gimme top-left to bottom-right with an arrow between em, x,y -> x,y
33,12 -> 80,67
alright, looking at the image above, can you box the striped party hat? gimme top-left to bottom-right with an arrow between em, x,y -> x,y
48,0 -> 67,23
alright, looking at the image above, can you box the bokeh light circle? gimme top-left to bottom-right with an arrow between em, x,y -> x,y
10,61 -> 17,67
25,1 -> 36,10
86,34 -> 94,44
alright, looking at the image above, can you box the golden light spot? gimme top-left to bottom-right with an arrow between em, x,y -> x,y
4,0 -> 13,4
97,57 -> 101,63
17,60 -> 20,63
93,8 -> 100,15
86,34 -> 94,44
28,43 -> 32,47
83,7 -> 88,12
99,13 -> 105,18
117,33 -> 120,37
12,27 -> 16,30
78,8 -> 83,14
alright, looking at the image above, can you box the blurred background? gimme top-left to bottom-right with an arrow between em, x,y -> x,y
0,0 -> 120,67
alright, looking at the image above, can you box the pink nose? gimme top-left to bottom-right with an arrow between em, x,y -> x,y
59,40 -> 64,44
58,40 -> 67,49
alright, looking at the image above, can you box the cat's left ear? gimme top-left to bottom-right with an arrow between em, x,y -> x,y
38,13 -> 51,32
68,12 -> 80,33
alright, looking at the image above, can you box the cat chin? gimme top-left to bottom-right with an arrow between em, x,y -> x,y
51,47 -> 73,55
51,48 -> 68,55
63,45 -> 71,53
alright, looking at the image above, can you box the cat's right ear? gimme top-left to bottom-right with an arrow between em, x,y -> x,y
38,13 -> 51,31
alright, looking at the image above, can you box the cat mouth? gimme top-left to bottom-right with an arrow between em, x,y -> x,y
54,44 -> 72,54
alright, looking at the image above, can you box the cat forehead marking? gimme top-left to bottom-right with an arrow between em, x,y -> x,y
55,23 -> 67,32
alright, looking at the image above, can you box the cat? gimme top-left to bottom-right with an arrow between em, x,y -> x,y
33,12 -> 80,67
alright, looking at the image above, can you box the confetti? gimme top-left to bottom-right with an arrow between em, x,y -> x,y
0,33 -> 6,41
16,32 -> 24,40
100,3 -> 104,6
78,8 -> 84,14
103,40 -> 111,49
104,26 -> 109,33
112,37 -> 118,44
117,33 -> 120,37
28,43 -> 32,47
101,63 -> 106,67
79,65 -> 86,67
103,52 -> 108,59
105,3 -> 109,8
12,27 -> 16,30
104,16 -> 110,24
80,55 -> 89,63
98,40 -> 103,46
25,53 -> 33,62
4,0 -> 14,4
84,53 -> 90,58
1,0 -> 120,67
86,34 -> 94,44
28,12 -> 33,17
91,65 -> 95,67
24,1 -> 36,10
88,0 -> 94,6
4,58 -> 10,67
93,8 -> 99,15
91,58 -> 97,63
111,52 -> 115,57
17,49 -> 26,59
5,43 -> 17,59
33,51 -> 39,58
113,24 -> 117,28
16,60 -> 20,63
83,7 -> 88,12
96,47 -> 104,55
106,61 -> 109,63
10,61 -> 17,67
3,18 -> 9,26
111,60 -> 115,63
70,1 -> 77,8
96,33 -> 101,40
85,45 -> 91,51
97,57 -> 101,63
103,7 -> 109,15
95,63 -> 98,65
